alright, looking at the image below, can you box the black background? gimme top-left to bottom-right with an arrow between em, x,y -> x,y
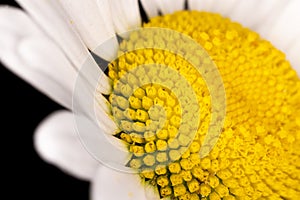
1,1 -> 89,199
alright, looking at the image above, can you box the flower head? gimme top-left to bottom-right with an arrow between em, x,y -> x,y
0,0 -> 300,200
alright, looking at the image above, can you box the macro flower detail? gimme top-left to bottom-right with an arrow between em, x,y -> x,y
0,0 -> 300,200
103,11 -> 300,199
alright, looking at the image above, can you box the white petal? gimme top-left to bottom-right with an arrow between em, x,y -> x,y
16,0 -> 111,94
73,78 -> 117,134
16,0 -> 87,67
250,0 -> 289,38
225,0 -> 261,26
188,0 -> 216,11
287,38 -> 300,76
144,185 -> 161,200
59,0 -> 114,44
95,91 -> 111,114
191,0 -> 239,14
72,79 -> 129,169
219,0 -> 287,39
266,0 -> 300,55
0,7 -> 76,109
154,0 -> 185,14
141,0 -> 185,18
58,0 -> 119,61
140,0 -> 160,18
72,57 -> 117,134
94,98 -> 118,133
108,0 -> 141,34
91,166 -> 147,200
34,110 -> 100,181
73,105 -> 130,171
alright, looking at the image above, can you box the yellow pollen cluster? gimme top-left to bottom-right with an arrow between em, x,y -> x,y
107,11 -> 300,199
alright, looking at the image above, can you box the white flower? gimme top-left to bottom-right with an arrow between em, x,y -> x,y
0,0 -> 299,199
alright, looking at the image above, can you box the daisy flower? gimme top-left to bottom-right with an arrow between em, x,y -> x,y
1,0 -> 300,200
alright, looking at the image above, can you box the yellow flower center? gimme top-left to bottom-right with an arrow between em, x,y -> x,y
107,11 -> 300,199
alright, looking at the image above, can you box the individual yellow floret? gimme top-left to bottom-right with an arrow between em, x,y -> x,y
157,176 -> 169,187
136,109 -> 149,122
141,96 -> 153,110
209,192 -> 221,200
133,87 -> 145,99
144,131 -> 156,142
208,175 -> 220,188
173,184 -> 187,197
129,96 -> 141,109
169,150 -> 181,161
156,139 -> 168,151
160,186 -> 172,197
200,184 -> 211,197
180,170 -> 193,182
200,157 -> 211,170
187,179 -> 200,193
130,145 -> 144,157
215,183 -> 229,197
143,155 -> 156,166
170,174 -> 183,186
168,162 -> 181,174
144,141 -> 156,153
155,165 -> 167,175
141,168 -> 155,179
180,158 -> 194,170
156,129 -> 168,140
129,159 -> 142,169
156,152 -> 168,163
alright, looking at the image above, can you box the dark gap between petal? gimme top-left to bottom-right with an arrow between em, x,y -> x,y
184,0 -> 189,10
90,50 -> 109,75
138,0 -> 150,23
116,34 -> 124,44
158,10 -> 163,16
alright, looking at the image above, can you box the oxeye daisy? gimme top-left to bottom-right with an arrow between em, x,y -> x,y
1,0 -> 300,200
